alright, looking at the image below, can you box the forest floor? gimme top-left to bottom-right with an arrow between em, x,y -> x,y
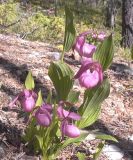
0,34 -> 133,160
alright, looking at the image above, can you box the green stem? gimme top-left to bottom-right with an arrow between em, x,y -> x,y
60,50 -> 65,62
42,152 -> 49,160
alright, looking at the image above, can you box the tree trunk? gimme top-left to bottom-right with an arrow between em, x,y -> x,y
122,0 -> 133,48
106,0 -> 116,28
54,0 -> 57,16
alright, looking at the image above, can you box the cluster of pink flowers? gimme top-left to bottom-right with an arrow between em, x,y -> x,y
73,31 -> 104,89
92,31 -> 106,41
9,31 -> 105,140
72,34 -> 96,58
9,90 -> 81,138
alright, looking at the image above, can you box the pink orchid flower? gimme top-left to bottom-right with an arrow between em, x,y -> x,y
72,35 -> 85,55
35,103 -> 52,127
92,32 -> 97,39
75,60 -> 103,89
73,32 -> 96,58
61,120 -> 80,138
57,106 -> 81,121
92,31 -> 106,41
57,102 -> 81,138
9,89 -> 37,112
81,43 -> 96,58
97,32 -> 106,41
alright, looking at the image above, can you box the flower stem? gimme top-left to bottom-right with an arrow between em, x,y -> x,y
60,50 -> 65,62
42,153 -> 49,160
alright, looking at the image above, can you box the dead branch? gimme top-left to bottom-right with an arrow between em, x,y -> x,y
20,26 -> 40,39
0,19 -> 21,30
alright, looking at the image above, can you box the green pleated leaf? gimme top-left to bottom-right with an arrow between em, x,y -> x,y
36,90 -> 43,106
77,79 -> 110,128
35,135 -> 44,150
95,133 -> 118,142
67,90 -> 80,104
25,71 -> 35,90
93,34 -> 114,71
77,105 -> 101,129
48,61 -> 74,101
93,141 -> 105,160
63,6 -> 76,52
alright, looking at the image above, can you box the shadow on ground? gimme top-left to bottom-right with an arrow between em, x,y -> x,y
0,57 -> 49,97
110,62 -> 133,78
0,57 -> 51,121
88,120 -> 133,159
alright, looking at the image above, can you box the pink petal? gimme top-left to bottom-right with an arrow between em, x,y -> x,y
61,120 -> 68,139
67,112 -> 81,121
31,91 -> 37,99
75,61 -> 103,89
23,89 -> 31,97
81,57 -> 92,65
64,124 -> 80,138
35,109 -> 51,127
74,60 -> 94,79
79,70 -> 100,88
42,103 -> 52,113
92,33 -> 97,39
57,106 -> 64,119
9,95 -> 19,109
57,106 -> 69,119
73,35 -> 85,55
75,60 -> 102,79
21,96 -> 35,112
97,32 -> 106,41
82,43 -> 96,58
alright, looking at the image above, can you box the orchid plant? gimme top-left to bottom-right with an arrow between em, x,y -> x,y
9,6 -> 117,160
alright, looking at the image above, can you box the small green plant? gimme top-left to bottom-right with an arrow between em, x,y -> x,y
116,47 -> 132,61
0,1 -> 65,42
0,1 -> 19,28
14,12 -> 64,42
